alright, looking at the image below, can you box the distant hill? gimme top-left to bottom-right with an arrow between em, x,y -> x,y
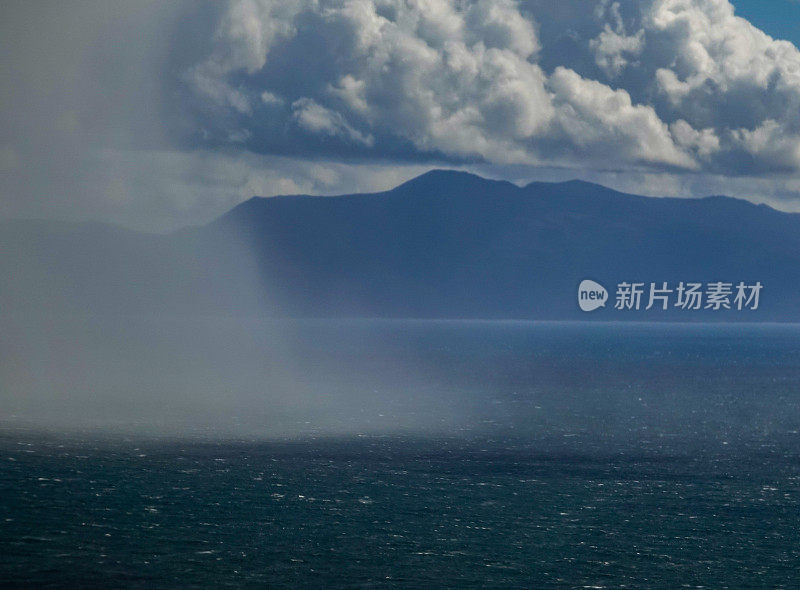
2,170 -> 799,320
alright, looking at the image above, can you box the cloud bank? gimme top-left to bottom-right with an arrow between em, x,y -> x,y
4,0 -> 800,230
188,0 -> 800,176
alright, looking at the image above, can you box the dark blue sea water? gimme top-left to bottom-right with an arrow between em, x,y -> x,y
3,320 -> 800,587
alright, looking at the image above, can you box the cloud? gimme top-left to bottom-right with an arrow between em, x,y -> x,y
185,0 -> 800,177
186,0 -> 697,170
647,0 -> 800,172
5,0 -> 800,231
589,0 -> 644,77
0,1 -> 434,231
292,97 -> 374,146
584,0 -> 800,173
546,66 -> 695,168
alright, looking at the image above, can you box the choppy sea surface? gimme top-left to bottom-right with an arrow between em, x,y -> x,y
3,320 -> 800,587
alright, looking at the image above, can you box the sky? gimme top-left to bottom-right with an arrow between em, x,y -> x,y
3,0 -> 800,231
731,0 -> 800,49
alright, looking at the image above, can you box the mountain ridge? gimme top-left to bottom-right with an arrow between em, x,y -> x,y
2,170 -> 799,320
229,171 -> 788,213
222,172 -> 797,236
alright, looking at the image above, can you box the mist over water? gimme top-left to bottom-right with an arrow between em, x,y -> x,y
5,303 -> 800,586
3,315 -> 800,447
4,320 -> 800,587
3,187 -> 800,443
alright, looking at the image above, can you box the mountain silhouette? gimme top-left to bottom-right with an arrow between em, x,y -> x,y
2,170 -> 798,320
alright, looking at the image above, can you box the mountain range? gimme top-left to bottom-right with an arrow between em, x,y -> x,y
2,170 -> 798,320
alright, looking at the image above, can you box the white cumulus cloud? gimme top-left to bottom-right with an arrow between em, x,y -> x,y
188,0 -> 710,171
184,0 -> 800,177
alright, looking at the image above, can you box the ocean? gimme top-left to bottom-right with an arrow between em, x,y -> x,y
2,320 -> 800,587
